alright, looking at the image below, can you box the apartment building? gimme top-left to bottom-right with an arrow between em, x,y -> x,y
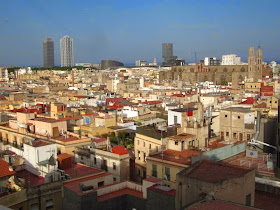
220,107 -> 255,142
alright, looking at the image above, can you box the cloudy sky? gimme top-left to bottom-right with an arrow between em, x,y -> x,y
0,0 -> 280,66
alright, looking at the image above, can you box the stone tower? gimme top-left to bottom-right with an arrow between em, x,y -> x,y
248,46 -> 255,81
256,46 -> 263,81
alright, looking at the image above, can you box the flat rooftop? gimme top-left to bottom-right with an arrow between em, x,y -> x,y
64,163 -> 102,179
221,152 -> 276,177
148,149 -> 202,166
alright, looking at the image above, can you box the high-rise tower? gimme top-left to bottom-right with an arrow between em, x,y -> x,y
60,36 -> 74,67
43,37 -> 54,67
162,43 -> 177,66
247,46 -> 255,81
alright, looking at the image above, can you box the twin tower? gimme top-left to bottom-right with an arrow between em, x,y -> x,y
248,46 -> 262,82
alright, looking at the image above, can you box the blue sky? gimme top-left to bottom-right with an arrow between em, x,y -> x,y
0,0 -> 280,66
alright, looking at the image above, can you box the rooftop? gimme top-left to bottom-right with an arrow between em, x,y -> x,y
223,107 -> 253,113
148,149 -> 202,166
147,184 -> 176,197
0,159 -> 16,178
112,145 -> 128,155
64,163 -> 102,179
31,140 -> 50,147
184,160 -> 252,183
98,188 -> 143,202
168,133 -> 195,141
16,169 -> 45,187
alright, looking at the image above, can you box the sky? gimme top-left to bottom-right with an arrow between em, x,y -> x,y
0,0 -> 280,66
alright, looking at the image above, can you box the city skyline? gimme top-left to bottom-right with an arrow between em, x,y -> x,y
0,0 -> 280,66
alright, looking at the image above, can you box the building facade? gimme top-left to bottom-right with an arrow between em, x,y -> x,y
60,36 -> 74,67
222,54 -> 241,65
43,37 -> 55,67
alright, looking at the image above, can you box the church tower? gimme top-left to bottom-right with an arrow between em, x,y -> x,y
248,46 -> 255,81
256,46 -> 263,81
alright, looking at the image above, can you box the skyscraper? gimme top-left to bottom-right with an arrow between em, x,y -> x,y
43,37 -> 54,67
162,43 -> 177,66
60,36 -> 74,67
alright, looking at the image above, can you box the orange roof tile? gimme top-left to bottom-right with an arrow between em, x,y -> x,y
0,159 -> 16,178
186,160 -> 252,183
112,145 -> 128,155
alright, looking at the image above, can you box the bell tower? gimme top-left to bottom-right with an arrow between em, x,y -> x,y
256,46 -> 263,81
248,46 -> 255,81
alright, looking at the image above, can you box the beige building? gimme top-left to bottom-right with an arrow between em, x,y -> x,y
176,160 -> 255,209
134,125 -> 178,181
220,107 -> 255,142
74,145 -> 130,182
146,149 -> 202,189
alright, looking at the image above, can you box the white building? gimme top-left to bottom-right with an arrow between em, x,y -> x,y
60,35 -> 74,67
23,140 -> 57,177
221,54 -> 241,65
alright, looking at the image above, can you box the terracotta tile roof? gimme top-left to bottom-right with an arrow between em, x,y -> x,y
112,145 -> 128,155
0,159 -> 16,178
186,160 -> 252,183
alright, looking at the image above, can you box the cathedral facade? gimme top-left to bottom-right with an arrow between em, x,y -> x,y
159,47 -> 263,87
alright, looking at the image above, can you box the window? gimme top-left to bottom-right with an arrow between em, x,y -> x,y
270,101 -> 272,104
94,157 -> 97,164
138,151 -> 141,160
233,133 -> 237,138
113,177 -> 116,182
113,162 -> 116,170
143,142 -> 145,147
98,181 -> 104,187
226,132 -> 229,137
46,199 -> 54,210
165,167 -> 170,181
138,140 -> 139,145
225,115 -> 227,118
247,134 -> 251,141
174,115 -> 178,124
31,203 -> 39,210
175,141 -> 178,145
238,116 -> 240,119
152,164 -> 157,177
149,144 -> 151,149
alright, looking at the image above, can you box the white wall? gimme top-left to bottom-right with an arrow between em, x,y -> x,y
168,110 -> 182,126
